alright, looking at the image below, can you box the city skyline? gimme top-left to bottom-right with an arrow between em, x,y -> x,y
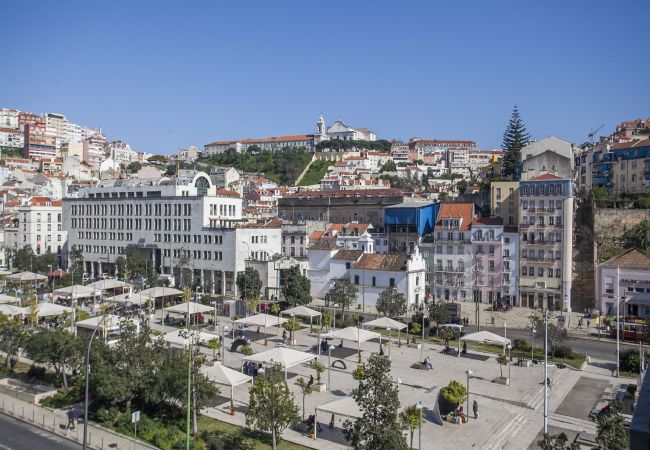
1,1 -> 648,154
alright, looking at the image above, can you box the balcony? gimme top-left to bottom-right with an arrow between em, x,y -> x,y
502,254 -> 511,259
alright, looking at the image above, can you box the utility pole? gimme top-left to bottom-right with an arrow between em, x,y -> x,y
543,309 -> 549,434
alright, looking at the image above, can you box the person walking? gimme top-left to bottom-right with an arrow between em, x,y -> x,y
425,356 -> 433,370
282,329 -> 288,345
66,407 -> 76,431
546,377 -> 551,390
473,400 -> 479,419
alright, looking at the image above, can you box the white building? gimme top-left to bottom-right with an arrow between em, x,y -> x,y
520,136 -> 575,181
62,170 -> 281,295
0,127 -> 23,149
308,239 -> 426,309
17,196 -> 66,264
0,108 -> 20,130
107,141 -> 138,167
597,248 -> 650,318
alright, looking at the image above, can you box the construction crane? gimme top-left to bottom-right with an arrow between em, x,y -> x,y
588,124 -> 604,144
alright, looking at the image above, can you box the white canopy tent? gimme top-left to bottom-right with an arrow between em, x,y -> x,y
86,279 -> 132,291
75,315 -> 140,341
363,317 -> 407,350
200,363 -> 253,414
0,304 -> 28,317
162,330 -> 218,348
281,306 -> 322,349
139,287 -> 183,298
458,330 -> 511,356
243,347 -> 317,379
234,313 -> 288,327
106,292 -> 151,306
53,285 -> 97,300
0,294 -> 19,304
322,326 -> 382,361
33,302 -> 73,317
6,272 -> 47,283
164,302 -> 214,315
313,396 -> 362,439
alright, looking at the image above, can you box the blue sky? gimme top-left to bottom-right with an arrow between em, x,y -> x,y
2,1 -> 648,154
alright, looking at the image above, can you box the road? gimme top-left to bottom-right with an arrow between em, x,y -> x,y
465,325 -> 639,361
0,413 -> 80,450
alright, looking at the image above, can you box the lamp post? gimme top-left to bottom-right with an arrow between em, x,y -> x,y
543,309 -> 549,434
386,326 -> 391,357
506,343 -> 512,384
420,303 -> 425,363
415,400 -> 423,450
327,345 -> 335,390
83,302 -> 132,450
222,326 -> 229,364
465,370 -> 473,418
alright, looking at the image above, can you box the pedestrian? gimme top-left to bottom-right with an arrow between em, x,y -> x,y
425,355 -> 433,370
587,319 -> 591,331
66,407 -> 76,431
282,329 -> 288,344
546,377 -> 551,390
473,400 -> 479,419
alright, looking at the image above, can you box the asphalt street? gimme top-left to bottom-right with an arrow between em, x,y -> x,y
465,325 -> 639,361
0,414 -> 80,450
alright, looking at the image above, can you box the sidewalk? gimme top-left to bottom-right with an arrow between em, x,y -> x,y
0,391 -> 155,450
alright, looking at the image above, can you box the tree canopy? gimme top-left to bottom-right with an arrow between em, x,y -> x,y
280,266 -> 311,307
427,301 -> 450,328
236,267 -> 263,302
24,328 -> 84,388
592,401 -> 627,450
375,286 -> 407,318
324,277 -> 358,314
501,106 -> 530,180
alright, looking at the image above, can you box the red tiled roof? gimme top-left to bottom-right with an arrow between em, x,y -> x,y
530,173 -> 563,181
27,196 -> 61,207
601,248 -> 650,270
214,189 -> 240,197
332,249 -> 364,260
473,217 -> 503,226
353,253 -> 408,272
436,203 -> 474,230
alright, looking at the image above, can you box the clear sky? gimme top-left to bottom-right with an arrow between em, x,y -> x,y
2,1 -> 648,154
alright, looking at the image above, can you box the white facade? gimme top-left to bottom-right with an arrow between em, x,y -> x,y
62,171 -> 281,294
597,249 -> 650,318
0,109 -> 20,130
0,128 -> 23,149
326,120 -> 376,142
502,227 -> 520,306
521,136 -> 575,181
17,197 -> 66,262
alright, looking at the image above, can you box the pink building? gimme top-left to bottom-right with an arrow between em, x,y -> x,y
471,217 -> 505,305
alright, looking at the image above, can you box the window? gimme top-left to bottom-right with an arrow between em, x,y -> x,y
389,278 -> 395,287
372,276 -> 376,287
548,268 -> 553,277
345,262 -> 351,269
522,266 -> 527,276
538,267 -> 544,277
354,275 -> 360,285
555,269 -> 561,278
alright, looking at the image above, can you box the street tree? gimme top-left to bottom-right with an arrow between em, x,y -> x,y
283,319 -> 301,341
24,328 -> 83,388
115,256 -> 127,279
400,404 -> 424,450
68,245 -> 84,280
127,161 -> 142,173
496,354 -> 508,379
246,369 -> 300,450
501,105 -> 530,180
324,277 -> 358,315
0,312 -> 25,370
376,286 -> 407,318
296,377 -> 313,421
533,319 -> 569,358
591,401 -> 627,450
14,246 -> 34,272
427,301 -> 450,331
343,354 -> 408,450
280,266 -> 311,306
33,252 -> 57,273
236,267 -> 263,303
538,432 -> 580,450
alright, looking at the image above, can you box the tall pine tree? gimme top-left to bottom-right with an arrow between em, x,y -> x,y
501,106 -> 530,180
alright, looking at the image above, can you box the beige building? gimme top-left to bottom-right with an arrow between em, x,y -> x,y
490,181 -> 519,226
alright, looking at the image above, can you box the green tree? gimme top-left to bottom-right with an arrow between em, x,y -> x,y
246,370 -> 300,450
496,354 -> 508,378
427,301 -> 450,330
440,380 -> 467,407
533,319 -> 568,358
324,277 -> 358,315
375,286 -> 407,318
591,401 -> 627,450
501,106 -> 530,180
24,328 -> 83,388
69,245 -> 84,280
310,360 -> 325,384
127,161 -> 142,173
283,319 -> 301,341
14,246 -> 34,272
280,266 -> 311,307
296,377 -> 313,421
236,267 -> 263,302
33,252 -> 57,273
537,432 -> 580,450
400,404 -> 423,450
592,186 -> 610,202
381,160 -> 397,172
343,354 -> 407,450
0,312 -> 25,369
115,256 -> 127,279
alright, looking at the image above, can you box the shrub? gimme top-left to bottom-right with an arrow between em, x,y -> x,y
553,346 -> 574,359
440,380 -> 467,406
203,430 -> 255,450
513,339 -> 531,352
26,365 -> 48,382
620,349 -> 641,373
40,388 -> 82,408
239,345 -> 253,356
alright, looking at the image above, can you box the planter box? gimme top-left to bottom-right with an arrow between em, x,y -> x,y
408,343 -> 422,349
313,383 -> 327,392
289,339 -> 297,346
494,376 -> 510,386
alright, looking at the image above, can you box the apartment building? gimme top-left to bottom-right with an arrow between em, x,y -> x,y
471,218 -> 504,305
592,140 -> 650,196
62,171 -> 281,295
490,181 -> 520,226
518,173 -> 573,311
23,121 -> 57,159
17,196 -> 66,263
502,225 -> 520,306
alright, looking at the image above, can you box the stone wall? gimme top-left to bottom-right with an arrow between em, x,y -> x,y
594,208 -> 650,242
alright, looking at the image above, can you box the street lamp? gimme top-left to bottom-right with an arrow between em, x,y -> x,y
543,309 -> 549,434
222,326 -> 229,364
327,345 -> 335,390
386,326 -> 391,357
83,302 -> 132,450
465,369 -> 473,418
415,401 -> 423,450
506,343 -> 512,384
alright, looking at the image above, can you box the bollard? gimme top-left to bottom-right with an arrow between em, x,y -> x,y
32,410 -> 34,422
21,406 -> 24,418
43,413 -> 45,426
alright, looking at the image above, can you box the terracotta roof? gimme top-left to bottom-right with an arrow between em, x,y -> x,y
436,203 -> 474,230
310,241 -> 340,250
214,189 -> 240,197
411,139 -> 476,146
332,249 -> 364,260
473,217 -> 503,226
352,253 -> 408,272
601,248 -> 650,270
309,231 -> 326,241
609,139 -> 650,150
27,196 -> 61,207
244,218 -> 282,228
284,188 -> 403,200
530,173 -> 563,181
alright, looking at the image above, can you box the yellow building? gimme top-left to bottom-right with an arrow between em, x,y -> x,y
490,181 -> 519,226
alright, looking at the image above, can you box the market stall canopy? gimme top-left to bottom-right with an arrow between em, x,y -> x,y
363,317 -> 407,331
162,329 -> 218,347
164,302 -> 213,315
0,304 -> 28,317
243,347 -> 317,369
322,326 -> 381,343
33,302 -> 73,317
200,363 -> 252,387
316,396 -> 362,419
460,331 -> 511,347
53,285 -> 97,299
139,287 -> 183,298
48,270 -> 66,278
7,272 -> 47,282
0,294 -> 19,304
234,313 -> 288,327
106,292 -> 150,306
87,279 -> 132,291
281,306 -> 321,319
75,314 -> 138,331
